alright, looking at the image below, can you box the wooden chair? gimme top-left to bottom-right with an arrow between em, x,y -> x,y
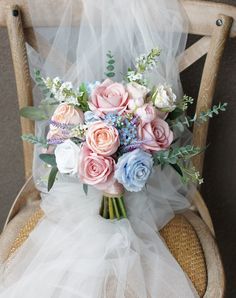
0,0 -> 235,296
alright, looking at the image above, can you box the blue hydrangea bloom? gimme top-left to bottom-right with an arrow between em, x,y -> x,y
115,149 -> 153,192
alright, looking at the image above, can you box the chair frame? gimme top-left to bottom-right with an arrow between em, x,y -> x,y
0,1 -> 236,296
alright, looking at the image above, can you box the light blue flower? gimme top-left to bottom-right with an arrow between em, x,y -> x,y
86,81 -> 101,95
115,149 -> 153,192
84,111 -> 101,123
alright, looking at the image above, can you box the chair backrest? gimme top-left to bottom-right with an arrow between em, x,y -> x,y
0,0 -> 236,180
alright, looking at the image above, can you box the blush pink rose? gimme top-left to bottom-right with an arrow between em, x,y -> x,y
47,103 -> 84,141
86,121 -> 120,156
136,103 -> 156,124
138,119 -> 173,151
128,97 -> 144,111
78,145 -> 115,190
89,79 -> 129,116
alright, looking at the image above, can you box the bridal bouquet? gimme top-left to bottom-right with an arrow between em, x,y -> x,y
21,48 -> 226,219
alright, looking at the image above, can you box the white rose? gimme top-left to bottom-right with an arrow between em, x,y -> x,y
153,84 -> 177,112
127,82 -> 149,100
55,140 -> 80,175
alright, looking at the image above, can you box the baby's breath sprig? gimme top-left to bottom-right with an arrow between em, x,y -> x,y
126,48 -> 160,85
177,95 -> 194,111
70,124 -> 88,139
180,166 -> 204,184
136,48 -> 161,73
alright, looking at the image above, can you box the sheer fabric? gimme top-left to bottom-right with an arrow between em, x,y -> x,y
0,1 -> 199,297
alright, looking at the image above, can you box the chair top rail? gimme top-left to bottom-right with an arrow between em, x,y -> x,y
0,0 -> 235,37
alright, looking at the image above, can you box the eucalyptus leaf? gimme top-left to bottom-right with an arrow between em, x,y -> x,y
107,65 -> 115,71
83,184 -> 88,195
48,167 -> 58,191
20,106 -> 48,121
108,59 -> 115,64
168,108 -> 184,120
170,163 -> 183,177
105,72 -> 115,78
39,154 -> 57,167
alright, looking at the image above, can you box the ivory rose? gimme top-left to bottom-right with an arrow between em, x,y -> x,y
138,119 -> 173,151
89,79 -> 129,116
86,121 -> 120,156
152,84 -> 176,112
127,82 -> 149,100
55,140 -> 80,175
136,103 -> 156,124
78,145 -> 115,189
47,103 -> 84,141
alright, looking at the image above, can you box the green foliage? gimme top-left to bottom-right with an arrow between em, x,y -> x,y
153,145 -> 203,166
83,184 -> 88,195
39,154 -> 57,167
78,83 -> 90,112
48,166 -> 58,191
197,102 -> 227,123
34,69 -> 53,99
105,51 -> 115,78
167,107 -> 184,121
21,134 -> 47,147
170,102 -> 227,130
20,106 -> 48,121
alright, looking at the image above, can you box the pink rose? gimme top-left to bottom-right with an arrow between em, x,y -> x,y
136,103 -> 156,124
138,119 -> 173,151
86,121 -> 120,156
89,79 -> 129,116
127,82 -> 149,99
128,97 -> 144,111
47,103 -> 84,141
78,145 -> 115,190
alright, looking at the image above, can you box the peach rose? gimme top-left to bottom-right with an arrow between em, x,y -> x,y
89,79 -> 129,116
47,103 -> 84,141
127,82 -> 149,99
138,119 -> 173,151
136,103 -> 156,124
86,121 -> 120,156
78,145 -> 115,190
51,103 -> 84,125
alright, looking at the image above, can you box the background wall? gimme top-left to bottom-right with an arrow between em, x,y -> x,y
0,0 -> 235,297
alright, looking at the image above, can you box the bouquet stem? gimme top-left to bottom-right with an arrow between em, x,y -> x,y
100,194 -> 127,220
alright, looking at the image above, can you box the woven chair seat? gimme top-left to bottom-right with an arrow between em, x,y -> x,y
0,200 -> 207,297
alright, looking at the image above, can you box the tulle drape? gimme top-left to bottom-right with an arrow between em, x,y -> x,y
0,1 -> 200,297
0,169 -> 198,297
25,0 -> 188,191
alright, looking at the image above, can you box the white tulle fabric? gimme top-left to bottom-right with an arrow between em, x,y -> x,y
0,168 -> 198,297
0,0 -> 200,297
